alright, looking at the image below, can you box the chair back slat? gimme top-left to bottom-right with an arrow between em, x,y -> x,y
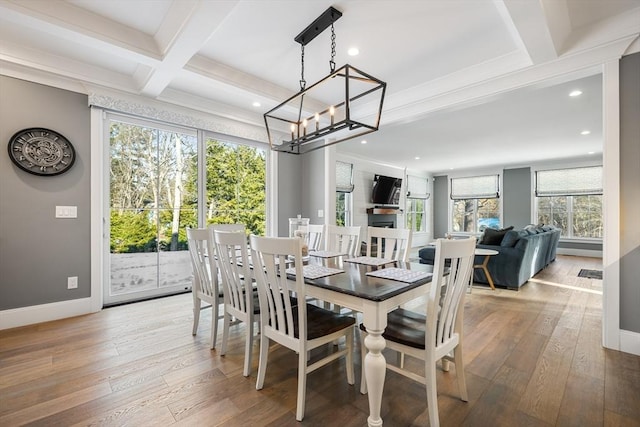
186,227 -> 217,298
327,225 -> 361,257
366,226 -> 412,261
250,235 -> 306,343
214,230 -> 252,316
429,238 -> 475,351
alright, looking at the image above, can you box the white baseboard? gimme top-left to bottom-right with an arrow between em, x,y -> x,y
0,298 -> 99,330
556,248 -> 603,258
620,329 -> 640,356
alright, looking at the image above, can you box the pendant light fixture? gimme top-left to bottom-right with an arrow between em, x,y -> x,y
264,6 -> 387,154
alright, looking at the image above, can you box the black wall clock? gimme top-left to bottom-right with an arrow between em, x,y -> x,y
7,127 -> 76,176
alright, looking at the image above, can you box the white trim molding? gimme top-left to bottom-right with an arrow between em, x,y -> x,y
0,298 -> 95,330
620,330 -> 640,356
602,60 -> 621,351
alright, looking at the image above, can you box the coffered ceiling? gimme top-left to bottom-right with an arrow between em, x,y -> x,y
1,0 -> 639,173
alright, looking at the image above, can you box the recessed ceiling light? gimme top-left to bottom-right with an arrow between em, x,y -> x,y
415,156 -> 420,160
588,151 -> 595,154
581,130 -> 591,135
348,47 -> 359,56
361,140 -> 367,144
252,101 -> 261,107
569,90 -> 583,97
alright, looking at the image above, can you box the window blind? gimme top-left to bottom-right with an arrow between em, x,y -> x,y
450,174 -> 499,199
535,166 -> 602,196
406,175 -> 429,199
336,161 -> 354,193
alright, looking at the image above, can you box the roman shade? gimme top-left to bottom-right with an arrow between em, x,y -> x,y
450,175 -> 499,199
406,175 -> 429,199
336,161 -> 354,193
535,166 -> 602,196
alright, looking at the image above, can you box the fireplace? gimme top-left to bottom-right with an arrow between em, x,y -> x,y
366,207 -> 401,229
364,207 -> 402,255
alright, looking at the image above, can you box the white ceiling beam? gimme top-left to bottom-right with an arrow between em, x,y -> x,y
381,35 -> 636,126
0,0 -> 161,65
0,41 -> 138,92
138,0 -> 239,97
496,0 -> 569,64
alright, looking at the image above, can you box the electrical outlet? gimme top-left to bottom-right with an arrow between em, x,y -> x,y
67,276 -> 78,289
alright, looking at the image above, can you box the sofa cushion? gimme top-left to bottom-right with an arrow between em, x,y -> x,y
480,226 -> 514,245
501,229 -> 527,247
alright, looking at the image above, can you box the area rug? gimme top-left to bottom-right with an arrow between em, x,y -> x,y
578,269 -> 603,280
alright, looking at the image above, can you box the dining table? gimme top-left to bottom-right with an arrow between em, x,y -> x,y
300,253 -> 437,427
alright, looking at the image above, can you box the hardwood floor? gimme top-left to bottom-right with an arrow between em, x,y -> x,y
1,255 -> 638,426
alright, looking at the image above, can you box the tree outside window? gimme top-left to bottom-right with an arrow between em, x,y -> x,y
536,195 -> 602,238
452,198 -> 500,233
406,198 -> 426,232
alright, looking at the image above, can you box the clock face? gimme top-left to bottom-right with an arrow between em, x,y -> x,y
7,128 -> 76,176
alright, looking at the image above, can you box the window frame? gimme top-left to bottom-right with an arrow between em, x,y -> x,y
533,164 -> 603,242
448,172 -> 502,236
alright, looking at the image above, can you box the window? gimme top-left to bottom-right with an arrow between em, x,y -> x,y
106,114 -> 267,305
406,175 -> 429,233
535,166 -> 602,239
204,136 -> 266,236
336,161 -> 354,226
450,174 -> 500,233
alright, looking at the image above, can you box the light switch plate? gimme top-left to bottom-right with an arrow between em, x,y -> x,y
318,209 -> 324,218
56,206 -> 77,218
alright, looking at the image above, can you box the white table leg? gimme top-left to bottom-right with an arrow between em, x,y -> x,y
364,328 -> 386,427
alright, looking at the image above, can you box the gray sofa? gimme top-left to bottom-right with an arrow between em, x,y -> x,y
418,226 -> 561,290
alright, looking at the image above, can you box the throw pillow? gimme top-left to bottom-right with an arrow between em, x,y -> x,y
501,229 -> 521,247
480,226 -> 514,245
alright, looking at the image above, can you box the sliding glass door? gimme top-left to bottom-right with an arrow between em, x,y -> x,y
103,115 -> 268,306
105,115 -> 198,305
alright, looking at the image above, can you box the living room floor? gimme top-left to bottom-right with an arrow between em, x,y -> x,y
2,255 -> 638,426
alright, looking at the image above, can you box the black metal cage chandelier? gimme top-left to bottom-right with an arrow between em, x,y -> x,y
264,7 -> 387,154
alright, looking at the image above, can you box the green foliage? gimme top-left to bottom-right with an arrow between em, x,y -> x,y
110,210 -> 157,253
109,122 -> 267,253
204,140 -> 266,236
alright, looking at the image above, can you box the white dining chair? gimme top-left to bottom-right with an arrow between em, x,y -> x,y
186,227 -> 222,349
296,223 -> 325,251
214,229 -> 259,377
250,235 -> 355,421
359,237 -> 476,427
365,226 -> 412,261
326,225 -> 361,257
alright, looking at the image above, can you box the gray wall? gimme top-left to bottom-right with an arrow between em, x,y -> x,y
276,151 -> 303,236
619,51 -> 640,333
0,76 -> 91,310
302,149 -> 326,225
433,175 -> 449,238
503,167 -> 531,229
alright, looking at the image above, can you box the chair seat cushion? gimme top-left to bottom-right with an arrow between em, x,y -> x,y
359,308 -> 426,349
297,304 -> 355,340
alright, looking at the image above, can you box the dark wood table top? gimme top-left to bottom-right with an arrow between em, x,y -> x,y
303,256 -> 436,302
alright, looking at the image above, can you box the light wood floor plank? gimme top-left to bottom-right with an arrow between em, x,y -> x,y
1,255 -> 637,426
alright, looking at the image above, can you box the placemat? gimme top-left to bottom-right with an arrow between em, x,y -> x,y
344,256 -> 396,267
309,250 -> 346,258
366,267 -> 433,283
286,265 -> 344,280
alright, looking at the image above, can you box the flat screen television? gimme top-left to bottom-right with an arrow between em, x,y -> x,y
371,174 -> 402,205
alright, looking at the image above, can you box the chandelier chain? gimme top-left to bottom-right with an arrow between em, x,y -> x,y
300,44 -> 306,91
330,23 -> 336,72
